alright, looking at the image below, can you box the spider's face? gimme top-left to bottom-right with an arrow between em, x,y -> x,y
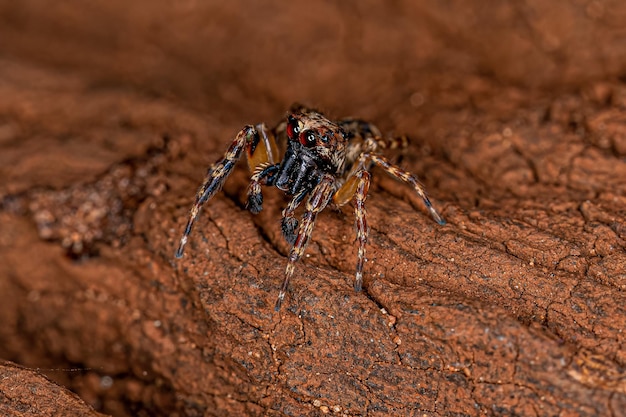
285,111 -> 347,173
275,111 -> 347,194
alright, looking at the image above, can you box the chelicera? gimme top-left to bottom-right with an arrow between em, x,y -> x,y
175,104 -> 445,310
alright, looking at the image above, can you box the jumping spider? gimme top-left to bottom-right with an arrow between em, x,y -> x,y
176,104 -> 445,310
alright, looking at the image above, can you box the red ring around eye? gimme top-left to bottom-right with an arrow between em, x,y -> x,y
286,117 -> 299,139
300,131 -> 316,147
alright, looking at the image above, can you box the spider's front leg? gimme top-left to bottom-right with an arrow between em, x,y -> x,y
247,164 -> 306,245
334,169 -> 371,292
176,123 -> 279,258
279,189 -> 308,245
275,175 -> 335,310
246,163 -> 280,214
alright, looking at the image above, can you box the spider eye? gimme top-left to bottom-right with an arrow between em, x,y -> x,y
286,116 -> 300,139
300,130 -> 317,147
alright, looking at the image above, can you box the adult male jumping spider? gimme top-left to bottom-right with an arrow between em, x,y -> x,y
175,104 -> 445,310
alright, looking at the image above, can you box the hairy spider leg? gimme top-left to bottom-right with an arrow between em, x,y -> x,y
246,163 -> 280,214
247,163 -> 308,244
275,175 -> 336,310
370,134 -> 409,151
333,169 -> 371,291
175,124 -> 278,258
247,123 -> 280,171
339,120 -> 410,181
280,188 -> 308,245
345,134 -> 411,171
358,153 -> 446,225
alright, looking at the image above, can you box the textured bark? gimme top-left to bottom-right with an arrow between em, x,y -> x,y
0,1 -> 625,416
0,361 -> 106,417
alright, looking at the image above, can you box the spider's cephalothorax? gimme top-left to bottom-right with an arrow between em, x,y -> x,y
273,111 -> 347,198
175,105 -> 445,310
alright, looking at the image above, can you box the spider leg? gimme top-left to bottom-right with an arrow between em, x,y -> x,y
275,175 -> 335,310
370,135 -> 409,151
360,153 -> 446,225
176,124 -> 276,258
334,169 -> 371,292
246,163 -> 280,214
248,163 -> 308,244
280,189 -> 308,245
247,123 -> 280,170
248,164 -> 306,244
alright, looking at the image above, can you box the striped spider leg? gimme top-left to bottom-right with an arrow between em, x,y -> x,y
175,122 -> 279,258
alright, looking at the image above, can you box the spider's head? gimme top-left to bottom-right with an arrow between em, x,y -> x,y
285,110 -> 347,173
275,110 -> 347,194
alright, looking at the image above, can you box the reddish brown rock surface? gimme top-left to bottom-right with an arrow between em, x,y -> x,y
1,1 -> 625,416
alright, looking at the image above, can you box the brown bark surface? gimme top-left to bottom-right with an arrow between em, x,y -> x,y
0,361 -> 106,417
0,1 -> 625,416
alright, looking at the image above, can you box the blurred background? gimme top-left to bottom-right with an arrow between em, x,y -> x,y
2,0 -> 625,122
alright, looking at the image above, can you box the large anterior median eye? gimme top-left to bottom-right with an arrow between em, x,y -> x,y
286,116 -> 300,139
300,130 -> 317,147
